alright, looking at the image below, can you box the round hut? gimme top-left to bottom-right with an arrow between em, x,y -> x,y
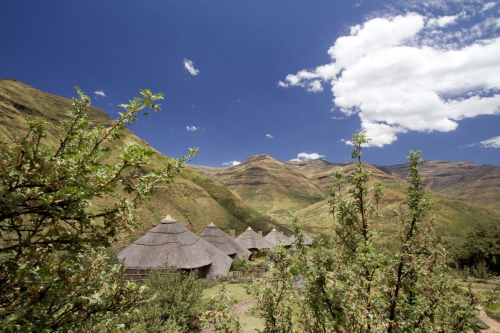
199,223 -> 252,260
235,227 -> 273,254
290,232 -> 314,246
265,228 -> 293,249
117,215 -> 232,280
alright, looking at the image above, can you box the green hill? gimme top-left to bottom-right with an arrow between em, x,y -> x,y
0,79 -> 281,248
3,78 -> 497,246
376,161 -> 500,212
287,159 -> 500,242
197,156 -> 500,242
191,154 -> 326,221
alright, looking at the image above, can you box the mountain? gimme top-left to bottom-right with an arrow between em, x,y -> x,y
3,78 -> 498,246
375,161 -> 500,212
191,154 -> 326,221
196,156 -> 500,243
0,79 -> 281,248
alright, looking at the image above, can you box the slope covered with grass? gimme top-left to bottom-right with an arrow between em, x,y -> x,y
0,79 -> 278,248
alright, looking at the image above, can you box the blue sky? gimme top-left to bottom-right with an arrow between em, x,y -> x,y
1,0 -> 499,166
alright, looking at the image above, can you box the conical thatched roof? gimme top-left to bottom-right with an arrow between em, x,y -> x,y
265,228 -> 293,248
290,232 -> 314,246
235,227 -> 273,250
117,215 -> 232,277
199,223 -> 252,259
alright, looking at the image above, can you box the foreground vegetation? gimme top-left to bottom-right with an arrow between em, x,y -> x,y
1,86 -> 498,332
0,88 -> 198,331
245,133 -> 478,332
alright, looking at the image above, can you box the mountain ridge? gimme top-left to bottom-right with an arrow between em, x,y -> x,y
0,79 -> 284,248
2,78 -> 499,246
193,154 -> 500,242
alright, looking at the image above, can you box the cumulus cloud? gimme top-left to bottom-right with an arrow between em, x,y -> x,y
279,10 -> 500,147
186,125 -> 199,132
94,90 -> 106,97
222,161 -> 241,166
266,134 -> 274,139
183,58 -> 199,76
290,152 -> 326,162
480,136 -> 500,148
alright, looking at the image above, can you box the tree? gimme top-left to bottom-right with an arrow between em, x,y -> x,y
246,244 -> 295,333
0,88 -> 196,331
249,132 -> 478,332
450,223 -> 500,276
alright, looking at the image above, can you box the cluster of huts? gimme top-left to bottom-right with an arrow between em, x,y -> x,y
117,214 -> 314,280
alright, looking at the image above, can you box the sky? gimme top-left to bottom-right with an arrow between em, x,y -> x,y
1,0 -> 499,166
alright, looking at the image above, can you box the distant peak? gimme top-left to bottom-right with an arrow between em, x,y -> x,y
307,158 -> 331,166
245,154 -> 282,164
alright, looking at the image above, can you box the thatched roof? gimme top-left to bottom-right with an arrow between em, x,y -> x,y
117,215 -> 232,277
199,223 -> 252,259
290,232 -> 314,246
265,228 -> 292,248
235,227 -> 273,250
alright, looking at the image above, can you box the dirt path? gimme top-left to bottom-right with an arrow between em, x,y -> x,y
478,306 -> 500,332
201,298 -> 256,333
230,298 -> 255,315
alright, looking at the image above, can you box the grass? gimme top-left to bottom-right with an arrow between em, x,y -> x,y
485,303 -> 500,323
239,312 -> 265,332
0,79 -> 279,248
202,283 -> 252,303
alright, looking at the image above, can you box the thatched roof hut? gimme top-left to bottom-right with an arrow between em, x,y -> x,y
235,227 -> 273,252
199,223 -> 252,260
265,228 -> 293,249
290,233 -> 314,246
117,215 -> 232,279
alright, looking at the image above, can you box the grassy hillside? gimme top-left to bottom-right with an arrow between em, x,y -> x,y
287,160 -> 500,242
376,161 -> 500,212
3,78 -> 497,246
0,79 -> 280,248
197,156 -> 500,242
191,154 -> 326,221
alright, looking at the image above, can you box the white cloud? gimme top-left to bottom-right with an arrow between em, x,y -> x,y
266,134 -> 274,139
482,2 -> 497,13
183,58 -> 199,76
280,11 -> 500,147
480,136 -> 500,148
427,15 -> 459,28
222,161 -> 241,166
186,125 -> 199,132
94,90 -> 106,97
291,152 -> 326,162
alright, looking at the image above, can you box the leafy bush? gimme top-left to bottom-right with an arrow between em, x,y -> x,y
450,223 -> 500,277
200,283 -> 241,333
0,88 -> 196,331
118,270 -> 204,332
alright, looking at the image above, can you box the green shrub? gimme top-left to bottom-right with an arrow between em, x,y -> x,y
120,270 -> 204,332
450,223 -> 500,277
